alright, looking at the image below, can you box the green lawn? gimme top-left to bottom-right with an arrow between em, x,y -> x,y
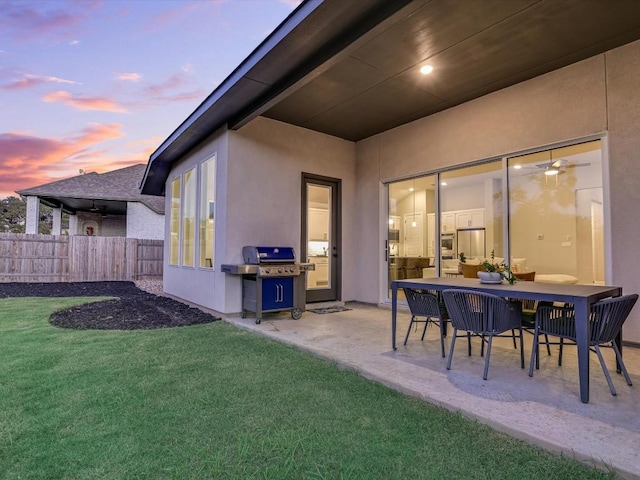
0,297 -> 612,479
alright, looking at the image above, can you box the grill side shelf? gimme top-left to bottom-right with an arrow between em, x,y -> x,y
221,264 -> 258,275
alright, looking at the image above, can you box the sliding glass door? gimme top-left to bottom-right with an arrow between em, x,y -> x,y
388,176 -> 435,298
385,139 -> 605,301
508,140 -> 604,284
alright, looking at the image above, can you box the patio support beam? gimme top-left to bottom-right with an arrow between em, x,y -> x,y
68,214 -> 78,235
25,196 -> 39,234
51,207 -> 62,235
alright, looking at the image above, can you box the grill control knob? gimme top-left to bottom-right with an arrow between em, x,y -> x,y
278,267 -> 284,273
264,268 -> 270,275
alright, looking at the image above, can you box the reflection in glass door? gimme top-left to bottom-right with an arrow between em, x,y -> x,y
303,174 -> 341,303
387,176 -> 436,299
307,184 -> 331,290
508,140 -> 604,284
439,161 -> 502,277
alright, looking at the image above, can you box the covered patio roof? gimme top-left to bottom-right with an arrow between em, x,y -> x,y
17,164 -> 164,216
141,0 -> 640,195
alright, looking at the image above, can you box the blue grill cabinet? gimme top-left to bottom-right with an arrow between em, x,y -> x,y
221,246 -> 315,324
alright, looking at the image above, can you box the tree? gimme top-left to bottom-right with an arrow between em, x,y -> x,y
0,196 -> 54,234
0,196 -> 26,233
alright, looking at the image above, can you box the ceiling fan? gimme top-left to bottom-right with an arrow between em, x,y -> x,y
516,156 -> 591,185
519,157 -> 591,176
533,158 -> 591,176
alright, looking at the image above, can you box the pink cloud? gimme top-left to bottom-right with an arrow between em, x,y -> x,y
43,90 -> 127,113
0,123 -> 126,196
140,73 -> 206,104
2,73 -> 80,90
0,2 -> 91,41
115,72 -> 142,82
142,74 -> 187,96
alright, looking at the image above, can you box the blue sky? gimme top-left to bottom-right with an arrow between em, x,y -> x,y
0,0 -> 300,198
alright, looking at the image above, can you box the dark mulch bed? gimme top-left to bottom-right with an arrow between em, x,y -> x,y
0,281 -> 221,330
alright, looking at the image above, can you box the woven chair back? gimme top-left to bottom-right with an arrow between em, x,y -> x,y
590,294 -> 639,343
404,288 -> 442,318
536,294 -> 638,344
442,289 -> 521,335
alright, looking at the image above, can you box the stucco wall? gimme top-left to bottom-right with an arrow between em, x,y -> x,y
126,202 -> 164,240
163,126 -> 227,312
356,40 -> 640,342
162,118 -> 355,314
224,117 -> 356,312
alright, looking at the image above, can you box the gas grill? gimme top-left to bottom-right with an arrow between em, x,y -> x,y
221,246 -> 314,324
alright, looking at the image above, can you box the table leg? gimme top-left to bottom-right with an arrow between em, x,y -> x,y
613,288 -> 623,374
574,298 -> 590,403
392,282 -> 398,350
615,330 -> 623,374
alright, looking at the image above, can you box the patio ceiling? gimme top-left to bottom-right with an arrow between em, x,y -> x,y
260,0 -> 640,141
141,0 -> 640,195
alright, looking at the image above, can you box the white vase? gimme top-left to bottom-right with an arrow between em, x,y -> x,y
477,271 -> 502,283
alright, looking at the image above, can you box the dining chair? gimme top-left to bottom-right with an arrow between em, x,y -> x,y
403,288 -> 448,357
460,263 -> 483,279
442,289 -> 524,380
519,299 -> 553,363
514,271 -> 536,281
529,294 -> 638,396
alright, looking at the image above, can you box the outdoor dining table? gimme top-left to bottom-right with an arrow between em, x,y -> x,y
391,277 -> 623,403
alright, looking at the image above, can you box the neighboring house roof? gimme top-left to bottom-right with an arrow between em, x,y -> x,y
141,0 -> 640,196
17,164 -> 164,215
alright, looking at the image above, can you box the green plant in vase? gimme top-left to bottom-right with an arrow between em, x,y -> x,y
481,250 -> 517,284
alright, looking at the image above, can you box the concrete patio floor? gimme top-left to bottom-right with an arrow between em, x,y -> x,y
224,302 -> 640,479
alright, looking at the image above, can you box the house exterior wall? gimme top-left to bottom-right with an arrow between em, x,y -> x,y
355,40 -> 640,342
223,117 -> 356,313
163,126 -> 228,311
162,117 -> 355,314
126,202 -> 164,240
101,215 -> 126,237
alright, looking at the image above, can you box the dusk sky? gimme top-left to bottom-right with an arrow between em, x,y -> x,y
0,0 -> 300,198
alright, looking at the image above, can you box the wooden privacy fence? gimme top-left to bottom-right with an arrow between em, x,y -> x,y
0,233 -> 163,283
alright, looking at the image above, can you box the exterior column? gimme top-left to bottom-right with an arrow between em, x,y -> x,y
68,214 -> 78,235
51,207 -> 62,235
25,196 -> 39,234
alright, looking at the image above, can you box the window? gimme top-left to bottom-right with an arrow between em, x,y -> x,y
508,140 -> 603,283
387,176 -> 436,293
182,167 -> 196,267
385,138 -> 605,301
169,177 -> 181,265
440,161 -> 503,268
199,156 -> 216,268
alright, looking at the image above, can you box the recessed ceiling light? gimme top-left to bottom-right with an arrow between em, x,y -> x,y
420,64 -> 434,75
513,164 -> 522,170
440,181 -> 447,186
409,187 -> 414,192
